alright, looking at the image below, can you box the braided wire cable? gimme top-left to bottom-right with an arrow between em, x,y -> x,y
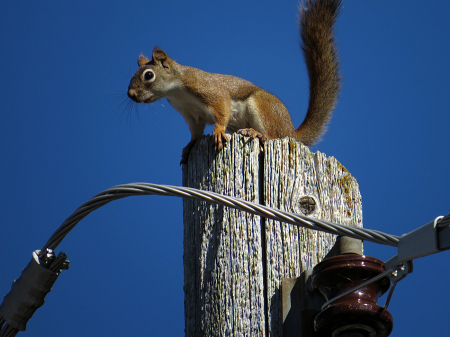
40,182 -> 400,256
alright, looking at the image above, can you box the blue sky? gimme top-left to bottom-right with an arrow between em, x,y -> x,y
1,0 -> 450,336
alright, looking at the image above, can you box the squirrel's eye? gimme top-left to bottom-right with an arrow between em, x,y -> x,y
142,69 -> 156,83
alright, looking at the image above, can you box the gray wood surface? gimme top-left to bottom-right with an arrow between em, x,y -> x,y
182,134 -> 362,337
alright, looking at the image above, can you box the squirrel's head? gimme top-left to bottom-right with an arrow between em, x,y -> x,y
127,47 -> 178,103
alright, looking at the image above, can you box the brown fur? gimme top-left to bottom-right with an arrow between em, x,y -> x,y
127,0 -> 342,163
296,0 -> 341,145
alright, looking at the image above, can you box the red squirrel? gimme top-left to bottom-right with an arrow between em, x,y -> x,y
128,0 -> 341,163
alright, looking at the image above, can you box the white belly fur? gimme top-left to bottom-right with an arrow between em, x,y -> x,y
167,88 -> 216,126
166,88 -> 266,134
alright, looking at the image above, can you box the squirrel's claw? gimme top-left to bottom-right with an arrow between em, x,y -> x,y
237,128 -> 268,143
213,126 -> 227,151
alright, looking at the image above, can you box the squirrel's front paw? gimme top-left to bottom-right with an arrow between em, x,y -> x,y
212,126 -> 227,151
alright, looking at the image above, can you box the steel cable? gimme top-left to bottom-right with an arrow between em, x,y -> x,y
40,182 -> 400,256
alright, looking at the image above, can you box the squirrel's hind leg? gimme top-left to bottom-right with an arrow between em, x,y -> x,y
236,128 -> 268,143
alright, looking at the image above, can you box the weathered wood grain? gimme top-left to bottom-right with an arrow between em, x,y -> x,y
183,134 -> 362,337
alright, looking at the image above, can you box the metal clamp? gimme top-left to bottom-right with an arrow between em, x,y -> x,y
0,250 -> 68,332
397,216 -> 444,262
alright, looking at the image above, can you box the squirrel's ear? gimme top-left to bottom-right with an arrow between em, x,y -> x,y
138,54 -> 150,67
152,48 -> 170,68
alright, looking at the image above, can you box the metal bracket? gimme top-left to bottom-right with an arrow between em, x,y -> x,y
384,255 -> 413,283
397,215 -> 444,262
282,270 -> 325,337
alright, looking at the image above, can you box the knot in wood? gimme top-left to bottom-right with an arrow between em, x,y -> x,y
299,196 -> 316,215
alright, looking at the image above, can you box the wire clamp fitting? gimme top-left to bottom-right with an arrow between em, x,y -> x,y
0,250 -> 69,332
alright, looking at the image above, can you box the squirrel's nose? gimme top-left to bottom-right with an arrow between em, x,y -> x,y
128,88 -> 138,101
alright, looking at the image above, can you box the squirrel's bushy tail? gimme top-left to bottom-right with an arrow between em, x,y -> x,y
295,0 -> 342,145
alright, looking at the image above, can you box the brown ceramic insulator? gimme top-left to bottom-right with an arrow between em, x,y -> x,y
312,254 -> 393,337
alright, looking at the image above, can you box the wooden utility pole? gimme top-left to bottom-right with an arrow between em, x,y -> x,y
182,134 -> 362,336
